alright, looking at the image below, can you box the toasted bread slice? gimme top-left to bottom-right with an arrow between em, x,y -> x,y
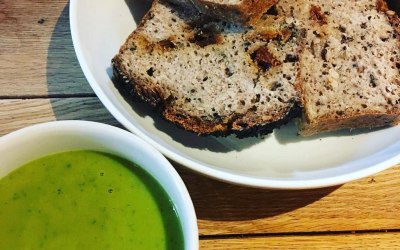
189,0 -> 279,25
277,0 -> 400,136
113,0 -> 304,137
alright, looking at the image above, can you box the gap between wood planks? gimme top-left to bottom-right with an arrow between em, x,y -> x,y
0,94 -> 97,99
199,228 -> 400,240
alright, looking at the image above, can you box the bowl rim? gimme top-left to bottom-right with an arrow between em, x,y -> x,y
69,0 -> 400,190
0,120 -> 199,249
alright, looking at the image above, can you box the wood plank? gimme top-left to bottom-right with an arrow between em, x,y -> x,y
176,162 -> 400,236
200,232 -> 400,249
0,98 -> 119,135
0,0 -> 92,96
1,98 -> 400,236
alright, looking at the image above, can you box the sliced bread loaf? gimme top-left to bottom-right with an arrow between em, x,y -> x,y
112,0 -> 304,137
188,0 -> 279,25
276,0 -> 400,136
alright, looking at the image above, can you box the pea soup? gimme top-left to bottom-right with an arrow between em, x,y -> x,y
0,150 -> 184,249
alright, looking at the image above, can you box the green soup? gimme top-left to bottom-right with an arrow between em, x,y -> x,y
0,150 -> 184,249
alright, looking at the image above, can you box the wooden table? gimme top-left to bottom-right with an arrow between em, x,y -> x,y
1,0 -> 400,248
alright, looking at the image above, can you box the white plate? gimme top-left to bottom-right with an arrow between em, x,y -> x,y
70,0 -> 400,189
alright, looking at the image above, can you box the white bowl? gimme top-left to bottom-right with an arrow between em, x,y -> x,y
70,0 -> 400,189
0,121 -> 198,250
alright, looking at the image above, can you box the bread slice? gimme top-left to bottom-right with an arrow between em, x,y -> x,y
112,0 -> 304,137
188,0 -> 279,25
276,0 -> 400,136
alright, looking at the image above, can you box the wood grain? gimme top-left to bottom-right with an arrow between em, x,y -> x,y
0,0 -> 92,96
176,163 -> 400,236
0,98 -> 119,135
200,232 -> 400,249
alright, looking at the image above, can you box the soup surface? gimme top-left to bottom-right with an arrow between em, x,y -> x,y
0,150 -> 184,249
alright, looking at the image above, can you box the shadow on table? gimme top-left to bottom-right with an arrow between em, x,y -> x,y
176,165 -> 339,221
46,2 -> 92,96
47,3 -> 121,126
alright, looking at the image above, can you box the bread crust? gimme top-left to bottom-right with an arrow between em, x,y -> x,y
189,0 -> 279,25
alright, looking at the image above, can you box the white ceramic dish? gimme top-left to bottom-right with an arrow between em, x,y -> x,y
70,0 -> 400,189
0,121 -> 198,249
